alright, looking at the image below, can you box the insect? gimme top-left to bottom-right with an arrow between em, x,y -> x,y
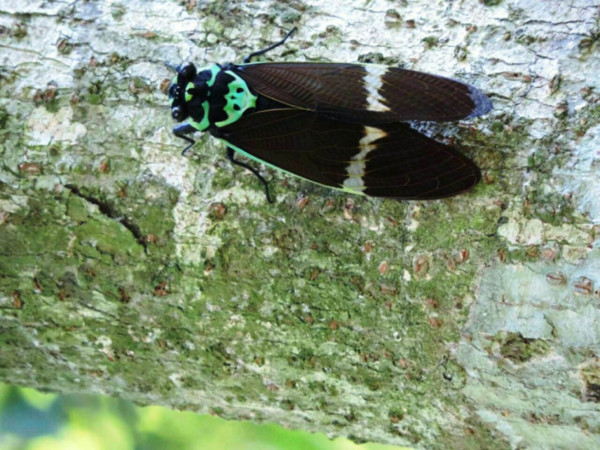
167,28 -> 492,202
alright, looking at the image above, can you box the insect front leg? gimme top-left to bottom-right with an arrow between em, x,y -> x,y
226,147 -> 274,203
173,123 -> 197,156
242,27 -> 298,63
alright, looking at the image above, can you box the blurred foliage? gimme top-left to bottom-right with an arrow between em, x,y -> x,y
0,384 -> 406,450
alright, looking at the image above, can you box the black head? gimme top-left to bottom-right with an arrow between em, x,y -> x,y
167,62 -> 199,122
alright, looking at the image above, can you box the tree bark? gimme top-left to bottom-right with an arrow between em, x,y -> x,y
1,0 -> 599,448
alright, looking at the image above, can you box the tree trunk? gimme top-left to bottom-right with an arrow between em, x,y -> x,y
1,0 -> 599,448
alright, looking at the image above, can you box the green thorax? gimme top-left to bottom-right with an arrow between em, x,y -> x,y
185,64 -> 257,132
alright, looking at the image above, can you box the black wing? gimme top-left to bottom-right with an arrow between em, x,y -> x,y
211,109 -> 480,200
232,63 -> 492,124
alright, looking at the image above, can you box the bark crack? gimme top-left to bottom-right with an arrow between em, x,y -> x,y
65,184 -> 148,252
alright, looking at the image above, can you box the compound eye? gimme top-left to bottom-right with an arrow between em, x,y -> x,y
168,83 -> 179,99
180,62 -> 197,80
172,106 -> 186,122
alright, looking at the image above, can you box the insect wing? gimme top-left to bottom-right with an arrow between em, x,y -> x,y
212,109 -> 481,200
233,63 -> 492,123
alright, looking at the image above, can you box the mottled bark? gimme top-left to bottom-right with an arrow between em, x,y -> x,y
1,0 -> 599,448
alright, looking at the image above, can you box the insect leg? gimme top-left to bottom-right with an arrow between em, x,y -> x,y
226,147 -> 273,203
164,61 -> 178,72
174,123 -> 197,156
242,27 -> 298,63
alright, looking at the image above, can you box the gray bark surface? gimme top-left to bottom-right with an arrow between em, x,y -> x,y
1,0 -> 599,448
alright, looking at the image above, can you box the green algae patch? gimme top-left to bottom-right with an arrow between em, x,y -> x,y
498,332 -> 551,363
75,217 -> 144,262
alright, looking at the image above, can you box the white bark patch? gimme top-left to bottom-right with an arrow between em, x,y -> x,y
363,66 -> 391,112
555,124 -> 600,224
26,107 -> 86,145
342,126 -> 387,192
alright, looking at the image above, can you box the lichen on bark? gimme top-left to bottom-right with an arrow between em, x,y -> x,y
1,0 -> 599,448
